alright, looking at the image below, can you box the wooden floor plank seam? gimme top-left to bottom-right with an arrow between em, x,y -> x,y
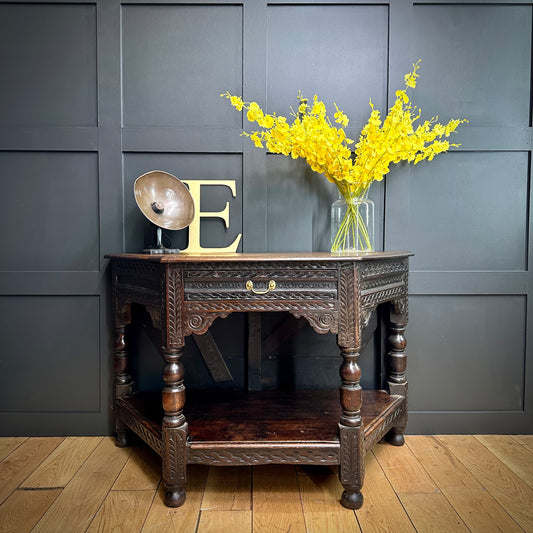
50,439 -> 107,530
0,437 -> 28,463
127,484 -> 160,533
295,465 -> 311,532
16,486 -> 64,491
371,449 -> 422,533
407,440 -> 475,528
145,477 -> 162,532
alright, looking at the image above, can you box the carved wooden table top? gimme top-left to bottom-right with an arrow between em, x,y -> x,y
107,251 -> 411,510
109,251 -> 409,261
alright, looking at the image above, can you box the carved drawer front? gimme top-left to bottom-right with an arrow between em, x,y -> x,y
183,268 -> 338,303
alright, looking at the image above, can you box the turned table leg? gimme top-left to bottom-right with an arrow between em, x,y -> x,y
385,299 -> 408,446
114,324 -> 133,447
338,345 -> 364,510
162,347 -> 188,507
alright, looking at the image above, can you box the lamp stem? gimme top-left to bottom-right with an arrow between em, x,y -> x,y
156,226 -> 163,248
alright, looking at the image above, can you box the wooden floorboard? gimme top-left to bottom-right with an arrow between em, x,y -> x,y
0,435 -> 532,532
373,441 -> 469,533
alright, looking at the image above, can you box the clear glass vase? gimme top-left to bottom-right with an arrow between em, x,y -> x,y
331,193 -> 374,253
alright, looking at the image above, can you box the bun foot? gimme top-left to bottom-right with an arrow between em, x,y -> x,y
341,490 -> 364,510
164,487 -> 186,507
385,427 -> 405,446
115,430 -> 128,448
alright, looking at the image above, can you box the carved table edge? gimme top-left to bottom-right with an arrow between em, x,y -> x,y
187,441 -> 340,465
363,395 -> 407,454
115,405 -> 163,456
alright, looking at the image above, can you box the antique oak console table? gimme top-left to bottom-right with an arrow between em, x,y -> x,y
106,252 -> 411,509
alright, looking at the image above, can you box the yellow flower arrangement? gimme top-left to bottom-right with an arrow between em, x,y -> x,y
221,61 -> 467,252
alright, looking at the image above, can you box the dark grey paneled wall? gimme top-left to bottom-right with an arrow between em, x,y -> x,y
386,2 -> 532,435
0,0 -> 531,436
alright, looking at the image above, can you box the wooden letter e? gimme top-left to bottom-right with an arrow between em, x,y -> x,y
181,180 -> 242,253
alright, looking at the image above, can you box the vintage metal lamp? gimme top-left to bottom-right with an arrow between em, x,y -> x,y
134,170 -> 195,253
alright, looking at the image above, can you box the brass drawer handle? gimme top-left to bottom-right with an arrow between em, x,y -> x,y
246,279 -> 276,295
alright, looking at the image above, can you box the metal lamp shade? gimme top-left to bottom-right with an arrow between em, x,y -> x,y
134,170 -> 195,230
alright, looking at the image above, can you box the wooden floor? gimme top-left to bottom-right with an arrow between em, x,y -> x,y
0,435 -> 532,532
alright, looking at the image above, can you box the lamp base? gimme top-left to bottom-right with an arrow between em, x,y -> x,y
141,225 -> 180,253
142,247 -> 180,254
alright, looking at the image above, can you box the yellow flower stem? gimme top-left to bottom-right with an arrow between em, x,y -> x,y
356,209 -> 372,249
331,191 -> 372,253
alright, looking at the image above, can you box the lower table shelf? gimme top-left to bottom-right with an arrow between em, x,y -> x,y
115,389 -> 406,466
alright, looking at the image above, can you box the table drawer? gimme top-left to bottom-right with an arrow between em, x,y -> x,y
183,268 -> 338,302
